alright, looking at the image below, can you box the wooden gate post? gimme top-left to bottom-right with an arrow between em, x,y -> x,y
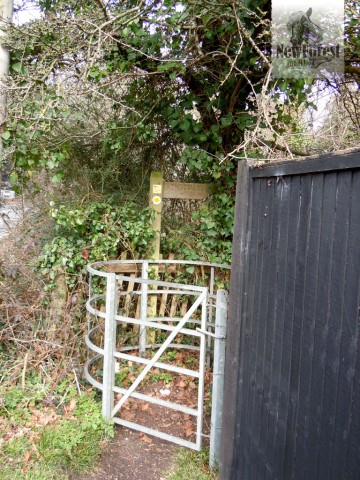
147,172 -> 164,333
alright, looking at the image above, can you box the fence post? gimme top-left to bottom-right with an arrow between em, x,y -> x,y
102,273 -> 117,420
140,261 -> 148,355
209,289 -> 228,469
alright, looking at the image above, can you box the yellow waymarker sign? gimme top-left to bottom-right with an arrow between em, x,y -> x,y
152,195 -> 162,205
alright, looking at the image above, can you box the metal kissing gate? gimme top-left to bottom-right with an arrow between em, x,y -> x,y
84,260 -> 229,456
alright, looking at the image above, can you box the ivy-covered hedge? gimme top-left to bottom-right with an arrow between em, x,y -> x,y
38,201 -> 155,289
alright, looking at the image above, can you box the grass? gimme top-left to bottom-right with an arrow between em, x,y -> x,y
0,436 -> 68,480
165,449 -> 218,480
0,378 -> 114,480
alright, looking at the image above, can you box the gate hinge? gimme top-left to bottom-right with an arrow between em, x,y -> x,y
196,328 -> 226,339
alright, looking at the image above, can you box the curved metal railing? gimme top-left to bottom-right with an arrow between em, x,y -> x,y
84,259 -> 230,450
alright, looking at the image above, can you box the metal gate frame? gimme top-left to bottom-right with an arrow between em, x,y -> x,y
85,260 -> 229,451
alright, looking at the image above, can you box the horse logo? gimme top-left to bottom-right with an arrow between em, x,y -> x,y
287,7 -> 323,46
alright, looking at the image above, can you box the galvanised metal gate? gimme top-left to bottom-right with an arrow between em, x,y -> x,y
85,259 -> 229,452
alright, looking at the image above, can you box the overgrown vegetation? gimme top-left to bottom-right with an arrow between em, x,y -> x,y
0,197 -> 115,478
1,0 -> 359,477
1,0 -> 358,270
39,200 -> 155,290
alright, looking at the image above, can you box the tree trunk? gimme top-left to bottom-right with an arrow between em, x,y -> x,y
0,0 -> 14,184
48,267 -> 67,341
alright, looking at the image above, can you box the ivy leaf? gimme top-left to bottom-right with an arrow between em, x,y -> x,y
89,69 -> 100,78
9,172 -> 18,184
51,173 -> 63,183
2,131 -> 10,140
180,119 -> 190,131
220,116 -> 232,128
12,62 -> 22,73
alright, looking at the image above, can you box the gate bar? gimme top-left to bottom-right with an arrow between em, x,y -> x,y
113,385 -> 198,416
115,351 -> 200,377
113,417 -> 199,450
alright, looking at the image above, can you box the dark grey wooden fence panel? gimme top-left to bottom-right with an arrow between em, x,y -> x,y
220,150 -> 360,480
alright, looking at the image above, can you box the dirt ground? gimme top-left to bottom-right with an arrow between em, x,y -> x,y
72,426 -> 177,480
72,372 -> 212,480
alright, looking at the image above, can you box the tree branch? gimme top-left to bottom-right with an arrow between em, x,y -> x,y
255,138 -> 310,157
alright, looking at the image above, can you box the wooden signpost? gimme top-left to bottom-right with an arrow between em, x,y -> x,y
147,172 -> 211,321
149,171 -> 211,260
149,172 -> 164,261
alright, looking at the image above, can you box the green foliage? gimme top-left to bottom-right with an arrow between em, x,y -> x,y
0,380 -> 113,480
73,391 -> 114,438
345,1 -> 360,59
2,385 -> 27,410
5,0 -> 315,191
6,0 -> 359,281
162,155 -> 236,264
6,1 -> 360,169
38,391 -> 113,473
0,437 -> 69,480
148,371 -> 173,385
162,351 -> 177,361
162,199 -> 234,265
115,368 -> 130,387
165,449 -> 217,480
38,201 -> 155,289
115,364 -> 173,387
0,381 -> 47,424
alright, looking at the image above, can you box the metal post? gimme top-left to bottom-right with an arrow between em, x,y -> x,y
140,261 -> 148,355
195,290 -> 208,450
209,289 -> 228,469
102,273 -> 118,420
207,266 -> 215,367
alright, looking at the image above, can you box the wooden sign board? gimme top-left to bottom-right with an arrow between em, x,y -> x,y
163,181 -> 210,200
148,173 -> 213,261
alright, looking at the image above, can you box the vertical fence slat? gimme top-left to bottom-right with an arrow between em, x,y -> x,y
317,172 -> 350,480
238,173 -> 261,478
342,170 -> 360,480
249,177 -> 272,479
